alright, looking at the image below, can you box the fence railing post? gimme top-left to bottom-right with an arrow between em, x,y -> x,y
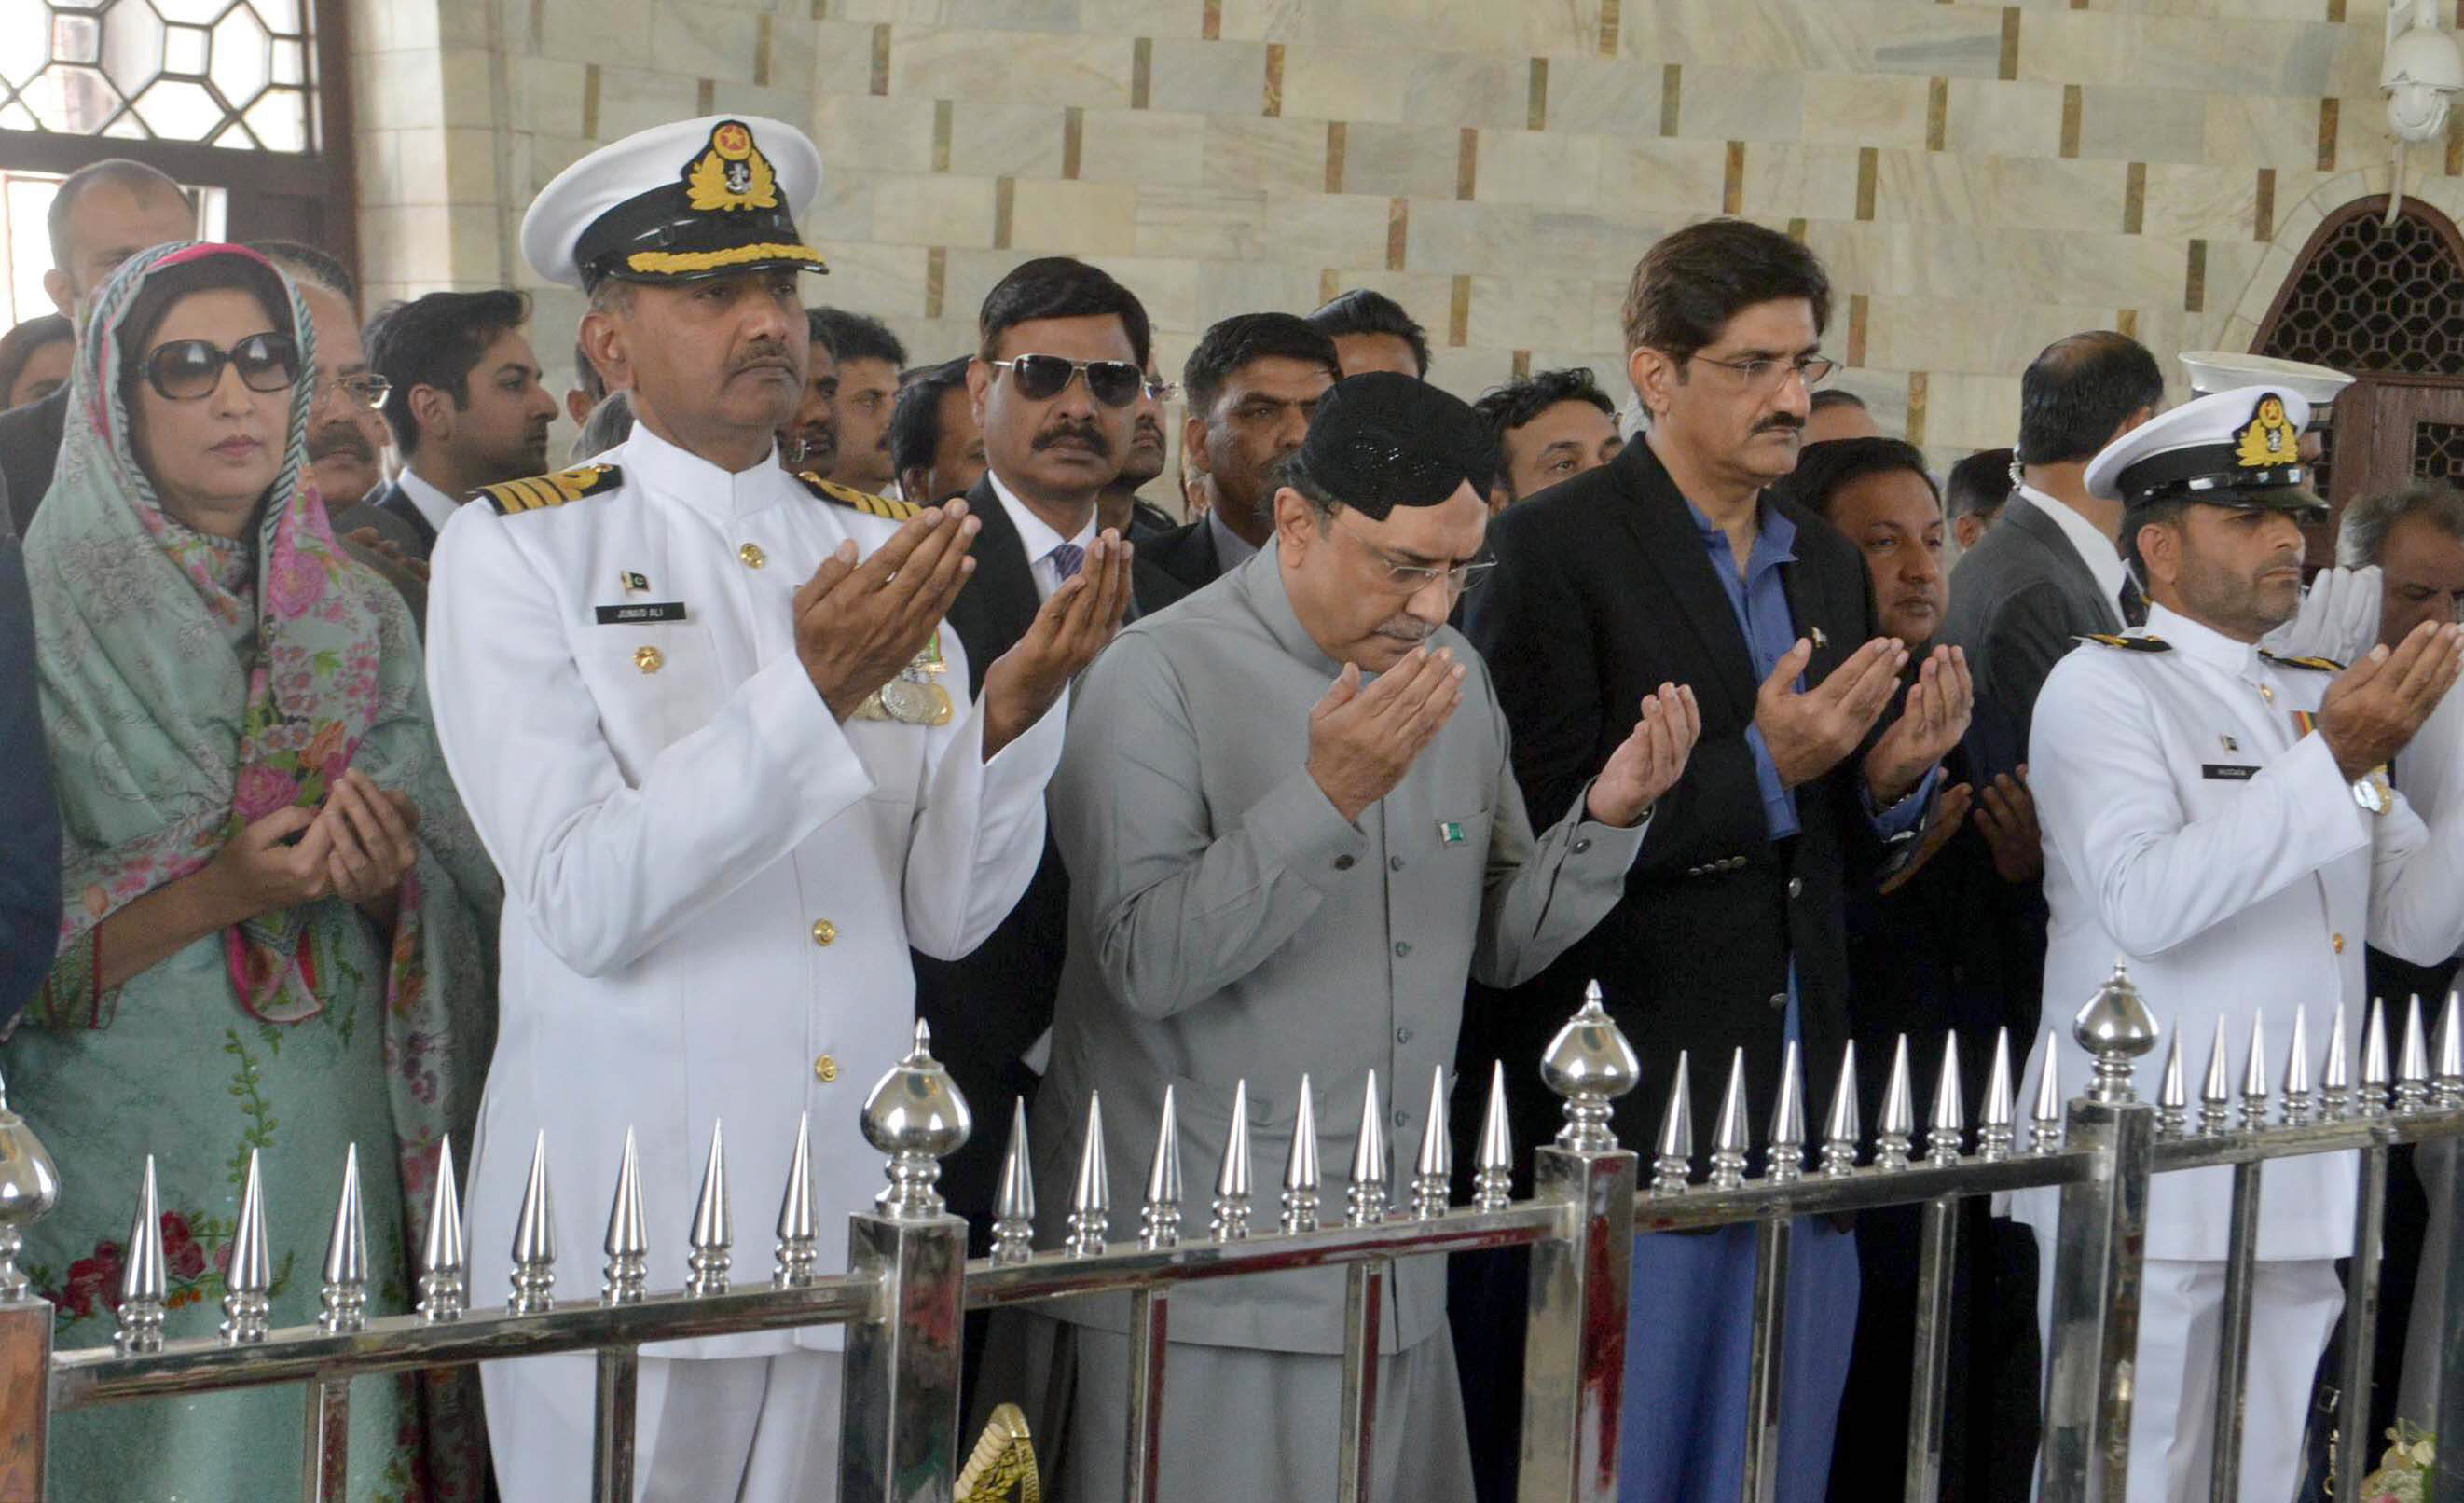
1517,986 -> 1643,1503
837,1023 -> 971,1503
0,1068 -> 58,1503
2038,965 -> 2160,1503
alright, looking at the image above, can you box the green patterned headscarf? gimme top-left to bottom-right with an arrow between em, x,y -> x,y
21,241 -> 498,1213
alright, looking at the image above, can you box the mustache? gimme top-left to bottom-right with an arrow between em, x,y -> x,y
1755,414 -> 1804,434
1033,421 -> 1111,458
307,421 -> 376,463
731,342 -> 796,377
1377,616 -> 1438,643
1132,416 -> 1166,447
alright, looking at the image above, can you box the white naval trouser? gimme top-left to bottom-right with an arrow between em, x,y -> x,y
2034,1252 -> 2343,1502
484,1348 -> 844,1503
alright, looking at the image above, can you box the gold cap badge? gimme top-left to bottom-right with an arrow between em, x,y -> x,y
2234,393 -> 2298,469
684,118 -> 779,213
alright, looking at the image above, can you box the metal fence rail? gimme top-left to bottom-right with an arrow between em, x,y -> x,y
2,967 -> 2462,1503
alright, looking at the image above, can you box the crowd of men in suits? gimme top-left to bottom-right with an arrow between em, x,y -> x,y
6,127 -> 2464,1503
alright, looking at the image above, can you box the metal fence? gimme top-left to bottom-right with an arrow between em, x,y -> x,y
2,964 -> 2463,1503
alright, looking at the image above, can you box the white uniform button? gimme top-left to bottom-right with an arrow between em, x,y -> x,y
739,542 -> 767,569
813,1054 -> 839,1082
634,645 -> 664,674
811,918 -> 837,947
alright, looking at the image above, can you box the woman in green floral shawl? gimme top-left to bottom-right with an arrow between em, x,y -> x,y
7,241 -> 499,1501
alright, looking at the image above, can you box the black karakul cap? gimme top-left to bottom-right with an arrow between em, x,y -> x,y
1297,371 -> 1496,518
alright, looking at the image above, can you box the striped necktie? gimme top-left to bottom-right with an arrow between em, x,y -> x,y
1049,542 -> 1085,582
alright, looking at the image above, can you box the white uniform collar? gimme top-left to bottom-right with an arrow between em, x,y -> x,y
621,421 -> 797,522
2019,482 -> 2127,611
2143,600 -> 2264,680
986,466 -> 1094,564
395,467 -> 462,536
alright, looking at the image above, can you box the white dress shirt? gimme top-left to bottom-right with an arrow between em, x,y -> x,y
2018,482 -> 2127,623
396,466 -> 462,539
987,468 -> 1095,605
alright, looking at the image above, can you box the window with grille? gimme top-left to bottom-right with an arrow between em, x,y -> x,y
2414,420 -> 2464,486
2254,199 -> 2464,531
0,0 -> 355,331
2260,207 -> 2464,378
2,0 -> 316,150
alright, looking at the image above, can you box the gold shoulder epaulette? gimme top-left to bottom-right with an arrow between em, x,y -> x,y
2077,632 -> 2171,653
796,471 -> 920,521
2261,649 -> 2346,672
478,463 -> 623,516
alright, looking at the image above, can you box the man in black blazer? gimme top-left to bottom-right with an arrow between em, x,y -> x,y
913,258 -> 1169,1273
1941,331 -> 2161,780
1462,219 -> 1969,1503
1140,312 -> 1340,594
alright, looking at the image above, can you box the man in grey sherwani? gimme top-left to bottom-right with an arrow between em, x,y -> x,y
979,372 -> 1700,1501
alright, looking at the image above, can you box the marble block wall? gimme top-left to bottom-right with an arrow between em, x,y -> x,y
347,0 -> 2464,479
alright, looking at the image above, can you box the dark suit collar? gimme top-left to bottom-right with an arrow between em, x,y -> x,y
371,480 -> 438,551
1606,438 -> 1769,722
2001,492 -> 2114,621
1145,517 -> 1220,592
960,474 -> 1046,626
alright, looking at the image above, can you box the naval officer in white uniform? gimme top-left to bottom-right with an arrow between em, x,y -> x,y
423,114 -> 1136,1502
2018,386 -> 2464,1501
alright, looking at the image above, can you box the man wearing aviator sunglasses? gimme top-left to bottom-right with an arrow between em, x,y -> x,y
921,256 -> 1177,1295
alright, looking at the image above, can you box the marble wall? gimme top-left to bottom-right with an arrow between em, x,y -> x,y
344,0 -> 2464,476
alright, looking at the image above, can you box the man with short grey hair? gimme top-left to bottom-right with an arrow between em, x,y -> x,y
2333,479 -> 2464,1444
2,159 -> 196,529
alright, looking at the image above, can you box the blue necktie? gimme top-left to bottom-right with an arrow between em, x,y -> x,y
1049,542 -> 1085,582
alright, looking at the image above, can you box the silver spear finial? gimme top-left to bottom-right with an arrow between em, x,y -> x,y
508,1131 -> 558,1314
2238,1013 -> 2271,1131
1346,1071 -> 1390,1227
1708,1050 -> 1751,1191
2435,992 -> 2464,1111
991,1100 -> 1037,1265
1281,1076 -> 1322,1234
1140,1086 -> 1184,1250
1650,1053 -> 1694,1197
2029,1032 -> 2064,1155
773,1112 -> 817,1289
2154,1029 -> 2188,1140
2198,1015 -> 2235,1138
418,1135 -> 467,1323
1924,1033 -> 1966,1166
1822,1040 -> 1862,1178
1875,1035 -> 1916,1172
220,1148 -> 271,1344
2361,997 -> 2393,1118
1211,1080 -> 1254,1242
686,1120 -> 732,1297
602,1127 -> 649,1305
2397,994 -> 2432,1116
1472,1062 -> 1513,1210
1411,1065 -> 1452,1220
1978,1029 -> 2016,1164
1067,1092 -> 1111,1257
116,1155 -> 167,1353
1769,1039 -> 1808,1182
318,1144 -> 367,1336
2282,1007 -> 2313,1126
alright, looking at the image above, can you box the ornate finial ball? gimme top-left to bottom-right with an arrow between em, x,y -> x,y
1542,981 -> 1643,1106
862,1026 -> 972,1162
0,1069 -> 61,1234
2073,959 -> 2160,1069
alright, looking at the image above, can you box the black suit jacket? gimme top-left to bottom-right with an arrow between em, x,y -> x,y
915,476 -> 1190,1244
0,530 -> 62,1027
1140,517 -> 1225,596
1938,493 -> 2121,782
368,480 -> 440,556
1461,438 -> 1889,1167
0,385 -> 69,537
